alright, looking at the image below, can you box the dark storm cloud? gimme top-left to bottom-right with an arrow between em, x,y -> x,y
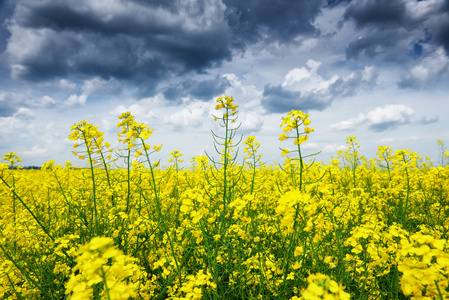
4,0 -> 326,96
5,0 -> 233,90
433,18 -> 449,54
223,0 -> 325,46
343,0 -> 449,61
8,0 -> 232,82
344,0 -> 408,29
0,1 -> 13,54
345,29 -> 410,61
261,85 -> 329,113
261,85 -> 302,113
326,0 -> 353,8
163,76 -> 230,101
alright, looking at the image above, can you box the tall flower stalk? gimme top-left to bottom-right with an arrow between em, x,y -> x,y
69,121 -> 113,234
279,109 -> 315,191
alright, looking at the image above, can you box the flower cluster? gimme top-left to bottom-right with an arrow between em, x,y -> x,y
65,237 -> 147,300
398,232 -> 449,299
213,95 -> 238,122
2,152 -> 22,167
174,270 -> 216,300
117,112 -> 156,152
279,109 -> 313,146
169,150 -> 183,164
243,136 -> 260,158
69,120 -> 114,164
297,273 -> 350,300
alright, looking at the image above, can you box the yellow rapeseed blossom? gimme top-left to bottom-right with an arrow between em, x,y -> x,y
2,102 -> 449,300
65,237 -> 147,300
214,95 -> 238,122
301,273 -> 350,300
279,109 -> 314,155
2,152 -> 22,166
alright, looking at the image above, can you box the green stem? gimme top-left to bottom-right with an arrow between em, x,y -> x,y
295,126 -> 304,191
126,149 -> 131,213
0,243 -> 57,299
83,134 -> 99,235
0,176 -> 55,242
141,138 -> 182,288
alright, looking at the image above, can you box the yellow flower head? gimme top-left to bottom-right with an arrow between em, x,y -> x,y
281,148 -> 291,156
301,273 -> 350,300
2,152 -> 22,166
280,109 -> 313,146
214,95 -> 238,121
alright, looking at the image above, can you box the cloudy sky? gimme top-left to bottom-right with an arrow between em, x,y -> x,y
1,0 -> 448,167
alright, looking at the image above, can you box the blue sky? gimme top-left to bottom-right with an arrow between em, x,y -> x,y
0,0 -> 448,167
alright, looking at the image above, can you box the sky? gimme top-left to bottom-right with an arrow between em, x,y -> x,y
0,0 -> 448,167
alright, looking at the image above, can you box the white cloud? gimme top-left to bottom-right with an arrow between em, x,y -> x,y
30,96 -> 56,108
82,77 -> 122,95
103,96 -> 166,133
330,105 -> 415,131
58,79 -> 77,91
313,3 -> 348,36
239,112 -> 264,133
62,94 -> 88,109
21,145 -> 48,157
362,66 -> 378,82
166,101 -> 210,129
107,105 -> 125,118
330,113 -> 366,131
405,0 -> 444,21
379,138 -> 394,144
223,73 -> 263,104
418,115 -> 439,125
297,38 -> 319,52
0,92 -> 56,112
0,115 -> 35,141
282,59 -> 332,91
13,107 -> 35,120
366,105 -> 414,126
6,25 -> 52,79
264,60 -> 379,113
399,47 -> 449,88
301,142 -> 319,150
322,144 -> 347,153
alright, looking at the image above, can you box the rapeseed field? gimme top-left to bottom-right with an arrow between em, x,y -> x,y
1,96 -> 448,299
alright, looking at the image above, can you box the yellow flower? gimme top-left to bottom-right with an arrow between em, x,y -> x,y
279,133 -> 289,141
65,237 -> 144,300
305,127 -> 314,134
134,149 -> 142,157
2,152 -> 22,166
281,148 -> 291,156
294,135 -> 308,145
301,273 -> 350,300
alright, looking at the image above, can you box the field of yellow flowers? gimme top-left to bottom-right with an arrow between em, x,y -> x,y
1,96 -> 449,300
